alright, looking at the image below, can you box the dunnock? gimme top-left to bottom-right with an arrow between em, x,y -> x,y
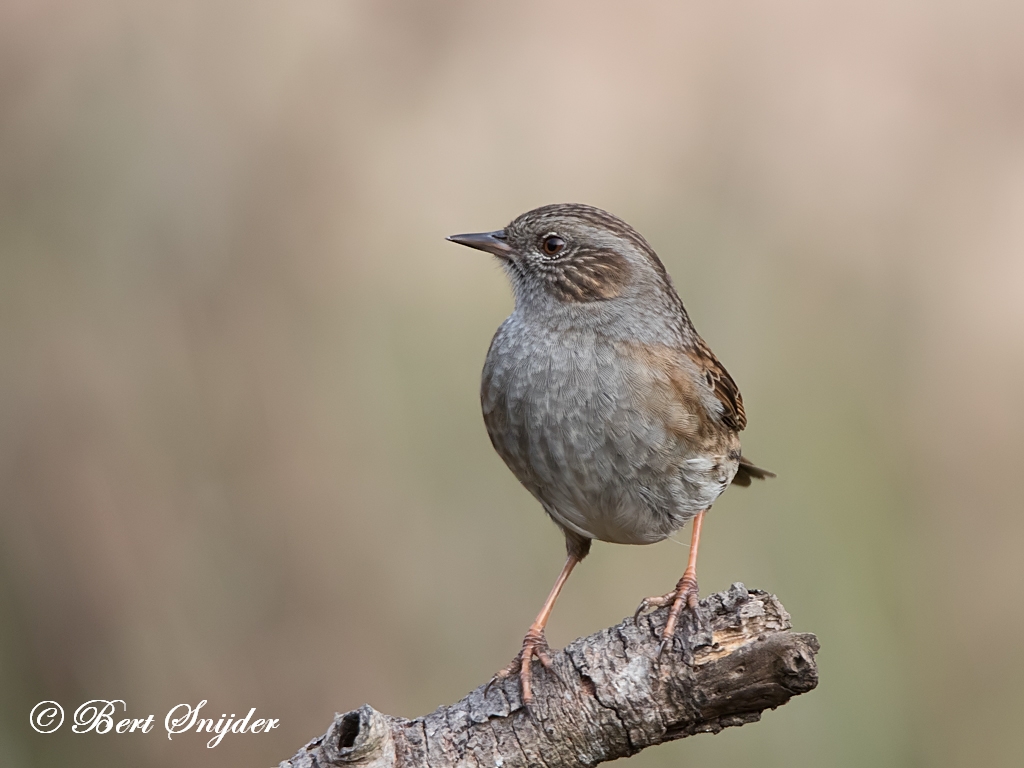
448,204 -> 773,704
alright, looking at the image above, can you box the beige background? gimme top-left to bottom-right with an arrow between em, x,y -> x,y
2,1 -> 1023,766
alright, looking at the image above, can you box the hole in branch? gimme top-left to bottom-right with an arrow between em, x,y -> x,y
338,711 -> 361,749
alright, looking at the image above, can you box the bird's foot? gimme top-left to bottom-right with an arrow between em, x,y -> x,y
634,569 -> 700,658
484,627 -> 559,708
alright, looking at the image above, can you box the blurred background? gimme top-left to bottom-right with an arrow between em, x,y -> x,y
2,1 -> 1023,766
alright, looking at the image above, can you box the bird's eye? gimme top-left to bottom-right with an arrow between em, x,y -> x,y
542,235 -> 565,256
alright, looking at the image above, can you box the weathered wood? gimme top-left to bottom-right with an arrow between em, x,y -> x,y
279,583 -> 818,768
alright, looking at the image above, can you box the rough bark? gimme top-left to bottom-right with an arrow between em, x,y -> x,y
279,583 -> 818,768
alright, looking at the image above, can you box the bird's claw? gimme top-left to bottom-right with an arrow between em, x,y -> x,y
633,592 -> 674,624
656,636 -> 674,660
483,627 -> 561,707
637,571 -> 700,659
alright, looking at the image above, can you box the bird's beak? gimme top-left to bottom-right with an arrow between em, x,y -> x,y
446,230 -> 513,260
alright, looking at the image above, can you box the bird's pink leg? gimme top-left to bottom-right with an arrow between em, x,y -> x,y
487,554 -> 580,706
634,509 -> 706,655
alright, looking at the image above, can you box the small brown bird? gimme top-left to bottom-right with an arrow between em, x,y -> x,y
448,204 -> 773,704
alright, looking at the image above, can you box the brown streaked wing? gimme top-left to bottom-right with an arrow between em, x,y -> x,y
682,337 -> 747,431
615,340 -> 713,443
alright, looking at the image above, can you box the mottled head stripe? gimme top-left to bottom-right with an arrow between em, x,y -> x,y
508,204 -> 670,281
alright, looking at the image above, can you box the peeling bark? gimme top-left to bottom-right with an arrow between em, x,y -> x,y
279,583 -> 819,768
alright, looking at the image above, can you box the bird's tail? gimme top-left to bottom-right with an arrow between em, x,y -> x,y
731,455 -> 777,487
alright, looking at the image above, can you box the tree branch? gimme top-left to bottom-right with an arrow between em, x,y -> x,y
278,583 -> 819,768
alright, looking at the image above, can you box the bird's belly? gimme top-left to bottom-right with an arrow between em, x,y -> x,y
482,331 -> 736,545
531,441 -> 734,546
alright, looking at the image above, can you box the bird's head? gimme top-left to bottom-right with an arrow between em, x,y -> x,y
448,204 -> 680,322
